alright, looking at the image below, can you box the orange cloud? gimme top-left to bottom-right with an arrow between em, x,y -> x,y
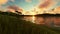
0,0 -> 8,5
38,0 -> 55,9
0,0 -> 15,5
54,6 -> 60,14
7,5 -> 23,13
55,6 -> 60,11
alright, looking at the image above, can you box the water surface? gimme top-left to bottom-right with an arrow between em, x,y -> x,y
22,16 -> 60,27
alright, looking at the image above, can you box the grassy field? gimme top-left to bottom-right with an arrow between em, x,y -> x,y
0,12 -> 60,34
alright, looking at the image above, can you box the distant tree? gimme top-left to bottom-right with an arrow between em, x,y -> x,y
52,8 -> 54,11
15,11 -> 22,15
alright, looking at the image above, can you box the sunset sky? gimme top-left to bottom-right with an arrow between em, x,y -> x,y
0,0 -> 60,15
0,0 -> 60,10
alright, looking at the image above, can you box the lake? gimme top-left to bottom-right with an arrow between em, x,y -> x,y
22,16 -> 60,27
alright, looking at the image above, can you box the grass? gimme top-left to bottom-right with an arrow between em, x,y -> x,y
0,12 -> 60,34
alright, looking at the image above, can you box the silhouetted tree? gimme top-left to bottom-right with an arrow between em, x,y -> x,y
15,11 -> 22,15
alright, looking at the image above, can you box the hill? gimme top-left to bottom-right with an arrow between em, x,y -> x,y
0,12 -> 60,34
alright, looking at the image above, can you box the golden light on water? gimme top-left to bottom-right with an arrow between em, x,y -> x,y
31,11 -> 36,23
32,16 -> 35,23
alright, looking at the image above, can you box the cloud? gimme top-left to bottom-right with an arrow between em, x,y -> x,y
25,0 -> 32,3
38,0 -> 56,9
0,0 -> 15,5
54,6 -> 60,14
0,0 -> 8,5
0,0 -> 15,10
7,5 -> 23,13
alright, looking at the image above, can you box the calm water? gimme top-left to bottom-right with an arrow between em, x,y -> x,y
22,16 -> 60,27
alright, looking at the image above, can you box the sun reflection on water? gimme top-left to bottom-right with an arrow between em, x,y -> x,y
32,15 -> 36,23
